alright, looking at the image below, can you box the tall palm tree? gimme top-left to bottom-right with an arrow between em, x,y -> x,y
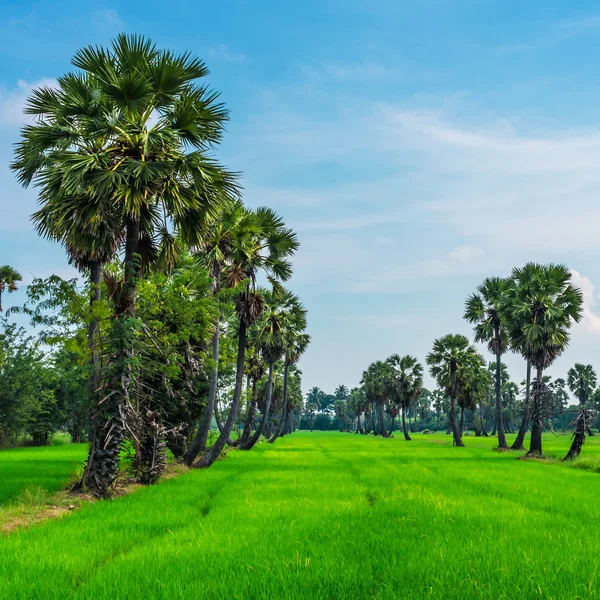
464,277 -> 509,448
195,208 -> 299,466
13,35 -> 238,496
184,202 -> 257,464
501,263 -> 583,456
427,334 -> 484,447
0,266 -> 22,312
387,355 -> 423,441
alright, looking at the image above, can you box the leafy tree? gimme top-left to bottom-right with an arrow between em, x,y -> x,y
501,263 -> 583,456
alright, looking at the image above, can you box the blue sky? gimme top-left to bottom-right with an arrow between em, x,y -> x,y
2,0 -> 600,394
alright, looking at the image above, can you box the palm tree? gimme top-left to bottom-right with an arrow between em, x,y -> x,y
464,277 -> 509,448
501,263 -> 583,456
427,334 -> 484,447
184,202 -> 257,464
196,208 -> 299,466
567,364 -> 597,435
0,266 -> 22,312
387,355 -> 423,441
240,290 -> 303,449
457,357 -> 491,435
13,35 -> 238,496
270,330 -> 310,441
305,387 -> 323,431
362,361 -> 393,437
567,364 -> 597,408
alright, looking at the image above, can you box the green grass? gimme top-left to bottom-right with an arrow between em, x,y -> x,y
2,432 -> 600,599
0,443 -> 86,506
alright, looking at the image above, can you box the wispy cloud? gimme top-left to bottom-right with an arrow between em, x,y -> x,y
208,44 -> 248,64
0,78 -> 57,127
92,7 -> 124,31
570,270 -> 600,335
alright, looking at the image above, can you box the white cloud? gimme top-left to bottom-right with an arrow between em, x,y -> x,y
208,44 -> 248,64
92,8 -> 124,31
0,78 -> 57,127
570,270 -> 600,334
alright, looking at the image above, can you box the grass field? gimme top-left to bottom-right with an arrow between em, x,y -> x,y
2,431 -> 600,599
0,442 -> 86,506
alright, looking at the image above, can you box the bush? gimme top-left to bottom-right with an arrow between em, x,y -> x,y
422,429 -> 432,434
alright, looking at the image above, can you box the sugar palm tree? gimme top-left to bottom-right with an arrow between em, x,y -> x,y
184,202 -> 257,464
567,364 -> 597,408
195,208 -> 299,466
427,334 -> 484,447
464,277 -> 509,448
567,363 -> 597,435
0,266 -> 22,312
240,290 -> 305,450
362,361 -> 393,437
13,35 -> 238,496
239,343 -> 266,445
457,356 -> 491,435
269,330 -> 310,442
501,263 -> 583,456
387,354 -> 423,441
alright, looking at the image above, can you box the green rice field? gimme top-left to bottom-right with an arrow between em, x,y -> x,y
1,432 -> 600,599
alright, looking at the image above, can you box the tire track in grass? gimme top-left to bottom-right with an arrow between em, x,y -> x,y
69,469 -> 238,594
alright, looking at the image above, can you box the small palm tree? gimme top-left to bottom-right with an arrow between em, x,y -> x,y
387,354 -> 423,441
270,330 -> 310,441
362,361 -> 393,437
567,364 -> 597,407
464,277 -> 509,448
427,334 -> 484,447
567,363 -> 597,435
0,266 -> 22,312
501,263 -> 583,456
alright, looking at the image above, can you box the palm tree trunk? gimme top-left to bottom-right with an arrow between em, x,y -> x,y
196,321 -> 247,467
564,411 -> 588,460
269,363 -> 290,443
378,402 -> 387,437
83,218 -> 139,497
495,349 -> 507,448
240,361 -> 274,450
402,406 -> 411,441
512,360 -> 531,450
240,377 -> 258,445
184,317 -> 220,465
459,406 -> 465,436
450,396 -> 464,447
87,260 -> 102,403
528,365 -> 544,456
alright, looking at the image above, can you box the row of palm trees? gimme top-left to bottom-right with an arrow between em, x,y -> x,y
11,35 -> 310,497
352,263 -> 583,456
